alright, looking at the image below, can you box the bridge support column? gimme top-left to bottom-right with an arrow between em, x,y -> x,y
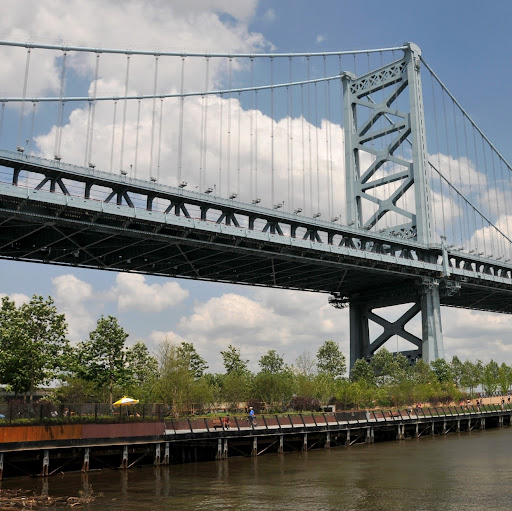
163,442 -> 170,465
252,437 -> 258,457
348,282 -> 444,370
42,450 -> 49,477
480,418 -> 485,430
457,420 -> 461,432
499,416 -> 504,427
431,422 -> 435,436
397,424 -> 404,440
366,427 -> 374,443
0,452 -> 4,480
415,423 -> 419,438
278,435 -> 284,454
303,433 -> 308,451
442,421 -> 447,434
154,444 -> 161,465
223,439 -> 228,459
346,430 -> 350,446
420,284 -> 444,361
82,447 -> 90,472
325,432 -> 331,449
121,446 -> 128,469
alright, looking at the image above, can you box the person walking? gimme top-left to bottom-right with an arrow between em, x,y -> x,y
248,407 -> 255,427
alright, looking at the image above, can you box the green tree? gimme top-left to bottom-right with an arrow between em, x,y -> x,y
177,342 -> 208,379
316,340 -> 346,377
0,295 -> 69,400
350,359 -> 375,386
498,363 -> 512,396
460,360 -> 482,396
450,356 -> 464,386
430,359 -> 453,383
125,341 -> 158,385
221,345 -> 249,374
259,349 -> 285,374
150,340 -> 195,414
75,315 -> 130,405
481,360 -> 499,395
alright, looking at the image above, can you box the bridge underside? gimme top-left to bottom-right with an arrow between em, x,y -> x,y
0,193 -> 510,317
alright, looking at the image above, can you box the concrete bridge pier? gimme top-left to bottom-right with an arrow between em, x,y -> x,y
303,433 -> 308,451
457,420 -> 461,432
397,424 -> 404,440
346,430 -> 350,446
252,437 -> 258,456
442,421 -> 447,434
415,422 -> 419,438
278,435 -> 284,453
430,422 -> 435,435
223,439 -> 228,459
480,418 -> 485,430
499,416 -> 504,427
154,444 -> 161,465
325,432 -> 331,448
0,452 -> 4,480
366,427 -> 374,443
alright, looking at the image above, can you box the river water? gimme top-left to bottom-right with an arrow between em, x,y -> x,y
3,427 -> 512,510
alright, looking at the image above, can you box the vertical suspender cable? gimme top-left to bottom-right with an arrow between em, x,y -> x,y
270,56 -> 275,207
202,57 -> 210,190
110,100 -> 118,173
289,57 -> 294,212
119,54 -> 131,173
17,48 -> 31,150
28,102 -> 36,155
307,57 -> 313,216
462,111 -> 476,252
249,58 -> 254,201
430,71 -> 446,239
227,57 -> 232,195
255,88 -> 259,200
54,51 -> 67,159
134,99 -> 141,179
471,125 -> 484,254
314,79 -> 320,215
218,92 -> 223,195
287,57 -> 291,211
324,55 -> 331,220
149,55 -> 159,180
87,53 -> 100,167
177,56 -> 185,186
0,102 -> 5,147
500,158 -> 511,257
452,100 -> 468,249
481,137 -> 495,255
157,98 -> 164,183
301,83 -> 306,214
237,91 -> 241,197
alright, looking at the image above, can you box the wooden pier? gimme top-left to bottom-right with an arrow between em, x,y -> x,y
0,405 -> 510,479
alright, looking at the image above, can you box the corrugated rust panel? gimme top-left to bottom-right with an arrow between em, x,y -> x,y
0,424 -> 83,443
82,422 -> 165,439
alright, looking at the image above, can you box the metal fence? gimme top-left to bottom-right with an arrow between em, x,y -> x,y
0,402 -> 167,424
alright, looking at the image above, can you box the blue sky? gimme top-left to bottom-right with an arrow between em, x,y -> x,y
0,0 -> 511,372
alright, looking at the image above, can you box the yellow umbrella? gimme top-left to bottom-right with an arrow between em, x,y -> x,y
113,396 -> 139,406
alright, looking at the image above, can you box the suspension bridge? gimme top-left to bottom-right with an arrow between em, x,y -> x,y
0,40 -> 510,367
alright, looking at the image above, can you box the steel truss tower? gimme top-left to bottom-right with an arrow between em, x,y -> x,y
341,42 -> 444,367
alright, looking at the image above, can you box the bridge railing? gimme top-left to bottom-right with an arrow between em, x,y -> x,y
1,402 -> 510,428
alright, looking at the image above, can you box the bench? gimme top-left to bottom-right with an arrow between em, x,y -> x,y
211,417 -> 230,430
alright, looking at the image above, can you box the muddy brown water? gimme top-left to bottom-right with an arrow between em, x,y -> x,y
2,427 -> 512,510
